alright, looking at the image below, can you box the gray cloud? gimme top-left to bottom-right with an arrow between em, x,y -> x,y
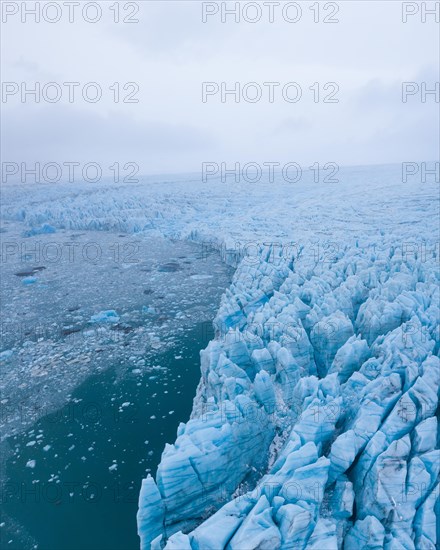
1,1 -> 438,173
2,105 -> 216,173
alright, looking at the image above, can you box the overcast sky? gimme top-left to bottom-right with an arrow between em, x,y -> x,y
2,1 -> 439,176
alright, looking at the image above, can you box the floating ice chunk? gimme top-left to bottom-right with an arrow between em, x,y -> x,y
0,350 -> 13,361
190,274 -> 212,280
26,460 -> 36,469
90,310 -> 120,324
24,223 -> 56,237
22,276 -> 37,285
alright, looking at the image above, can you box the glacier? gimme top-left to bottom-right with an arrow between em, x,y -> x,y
1,166 -> 438,549
137,243 -> 439,550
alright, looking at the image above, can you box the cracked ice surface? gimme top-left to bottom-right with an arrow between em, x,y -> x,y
133,171 -> 438,549
1,166 -> 438,549
141,252 -> 439,549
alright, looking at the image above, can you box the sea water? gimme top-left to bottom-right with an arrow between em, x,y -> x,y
0,225 -> 233,549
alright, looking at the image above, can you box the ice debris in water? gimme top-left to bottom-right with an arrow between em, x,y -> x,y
23,223 -> 56,237
137,242 -> 439,550
22,276 -> 38,285
89,310 -> 120,324
0,350 -> 14,362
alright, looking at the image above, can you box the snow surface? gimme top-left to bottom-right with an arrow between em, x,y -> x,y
1,165 -> 439,549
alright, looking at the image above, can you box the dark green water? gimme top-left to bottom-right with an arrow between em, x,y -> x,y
2,322 -> 215,550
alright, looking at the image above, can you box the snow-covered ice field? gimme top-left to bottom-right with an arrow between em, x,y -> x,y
1,164 -> 439,549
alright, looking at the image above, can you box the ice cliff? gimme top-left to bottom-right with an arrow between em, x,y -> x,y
137,242 -> 439,549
